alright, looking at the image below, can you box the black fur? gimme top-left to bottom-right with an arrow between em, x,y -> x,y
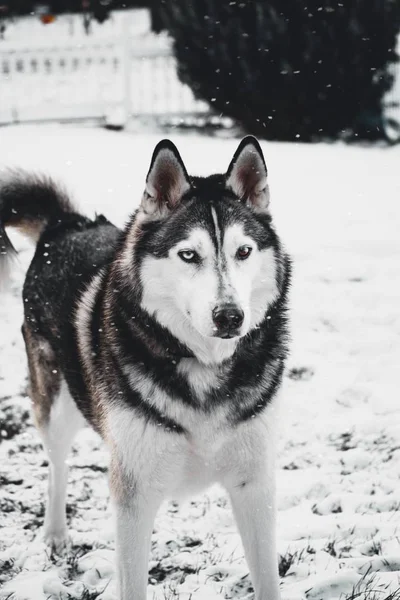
24,216 -> 119,424
0,170 -> 75,257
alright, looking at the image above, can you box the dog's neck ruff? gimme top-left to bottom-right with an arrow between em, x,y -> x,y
115,291 -> 195,362
132,313 -> 195,361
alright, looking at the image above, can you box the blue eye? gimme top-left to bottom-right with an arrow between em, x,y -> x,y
178,250 -> 198,263
236,246 -> 252,260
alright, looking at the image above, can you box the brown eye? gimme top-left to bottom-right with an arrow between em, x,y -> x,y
236,246 -> 252,260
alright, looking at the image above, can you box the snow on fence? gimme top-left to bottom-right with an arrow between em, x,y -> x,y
0,25 -> 209,125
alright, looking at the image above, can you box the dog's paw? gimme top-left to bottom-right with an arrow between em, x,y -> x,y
40,527 -> 70,555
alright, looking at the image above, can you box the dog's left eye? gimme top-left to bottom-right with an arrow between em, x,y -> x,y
236,246 -> 252,260
178,250 -> 198,263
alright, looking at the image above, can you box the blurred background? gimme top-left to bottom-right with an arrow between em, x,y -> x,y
0,0 -> 399,143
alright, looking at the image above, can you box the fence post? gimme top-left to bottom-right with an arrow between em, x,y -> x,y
122,13 -> 132,124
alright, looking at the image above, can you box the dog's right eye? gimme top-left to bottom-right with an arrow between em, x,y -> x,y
178,250 -> 198,263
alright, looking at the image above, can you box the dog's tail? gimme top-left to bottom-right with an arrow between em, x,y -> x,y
0,169 -> 77,286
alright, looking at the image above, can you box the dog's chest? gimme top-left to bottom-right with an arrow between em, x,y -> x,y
119,360 -> 240,490
172,360 -> 232,440
107,356 -> 276,501
177,358 -> 221,401
127,358 -> 228,416
167,362 -> 239,493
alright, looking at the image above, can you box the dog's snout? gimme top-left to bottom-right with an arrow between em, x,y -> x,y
212,304 -> 244,336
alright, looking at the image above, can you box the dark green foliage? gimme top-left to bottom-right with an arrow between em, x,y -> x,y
154,0 -> 400,141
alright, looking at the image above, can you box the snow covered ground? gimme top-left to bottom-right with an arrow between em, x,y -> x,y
0,125 -> 399,600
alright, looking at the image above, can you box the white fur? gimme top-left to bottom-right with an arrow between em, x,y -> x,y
75,270 -> 104,378
39,378 -> 86,549
0,244 -> 17,291
223,224 -> 279,331
140,222 -> 278,364
177,358 -> 220,399
106,396 -> 281,600
0,254 -> 13,291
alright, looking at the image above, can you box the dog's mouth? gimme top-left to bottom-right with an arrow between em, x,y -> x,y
213,328 -> 242,340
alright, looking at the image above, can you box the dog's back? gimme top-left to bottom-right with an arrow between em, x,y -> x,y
23,211 -> 118,345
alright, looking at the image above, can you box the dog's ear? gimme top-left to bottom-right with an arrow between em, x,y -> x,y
142,140 -> 191,216
226,136 -> 270,212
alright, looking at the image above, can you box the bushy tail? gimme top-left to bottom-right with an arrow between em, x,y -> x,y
0,169 -> 77,285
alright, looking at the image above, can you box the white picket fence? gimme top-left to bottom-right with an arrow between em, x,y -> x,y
0,12 -> 209,126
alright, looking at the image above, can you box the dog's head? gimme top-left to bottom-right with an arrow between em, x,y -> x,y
129,137 -> 282,361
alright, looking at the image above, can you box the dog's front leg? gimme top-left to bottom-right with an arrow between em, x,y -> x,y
227,473 -> 280,600
111,461 -> 161,600
114,498 -> 159,600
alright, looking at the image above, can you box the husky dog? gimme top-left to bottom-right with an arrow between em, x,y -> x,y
0,137 -> 291,600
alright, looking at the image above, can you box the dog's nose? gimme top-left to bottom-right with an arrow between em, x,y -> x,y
212,304 -> 244,335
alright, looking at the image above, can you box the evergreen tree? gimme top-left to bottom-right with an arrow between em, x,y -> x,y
156,0 -> 400,141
